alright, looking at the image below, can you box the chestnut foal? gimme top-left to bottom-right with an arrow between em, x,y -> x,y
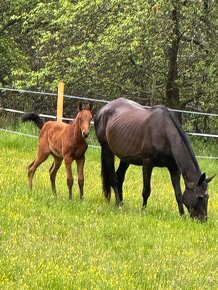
22,102 -> 93,199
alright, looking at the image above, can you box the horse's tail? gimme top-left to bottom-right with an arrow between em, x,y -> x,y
22,112 -> 44,129
101,146 -> 112,201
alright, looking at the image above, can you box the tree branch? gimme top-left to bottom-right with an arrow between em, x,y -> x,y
181,35 -> 204,49
0,19 -> 19,35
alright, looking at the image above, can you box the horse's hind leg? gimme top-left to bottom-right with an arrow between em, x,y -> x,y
28,152 -> 50,190
49,157 -> 62,194
142,159 -> 153,209
101,144 -> 112,201
27,160 -> 36,189
101,143 -> 121,207
168,165 -> 184,216
28,160 -> 35,170
76,157 -> 85,199
116,161 -> 129,203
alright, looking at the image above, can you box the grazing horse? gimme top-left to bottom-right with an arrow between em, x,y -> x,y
94,98 -> 214,221
22,102 -> 93,199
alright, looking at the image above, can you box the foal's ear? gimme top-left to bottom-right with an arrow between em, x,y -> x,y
89,102 -> 94,112
78,101 -> 83,111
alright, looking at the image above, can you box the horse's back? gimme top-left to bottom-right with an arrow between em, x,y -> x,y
94,98 -> 147,138
95,98 -> 151,162
95,98 -> 176,164
95,98 -> 143,118
40,121 -> 68,136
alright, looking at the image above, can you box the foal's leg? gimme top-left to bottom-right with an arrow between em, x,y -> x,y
28,152 -> 50,190
168,165 -> 185,216
49,157 -> 62,194
64,155 -> 74,200
142,159 -> 153,209
116,161 -> 129,203
76,157 -> 85,199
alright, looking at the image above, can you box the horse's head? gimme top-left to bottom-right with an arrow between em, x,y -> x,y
182,173 -> 215,222
78,101 -> 93,138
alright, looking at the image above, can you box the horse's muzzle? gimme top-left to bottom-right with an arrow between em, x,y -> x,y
82,130 -> 89,138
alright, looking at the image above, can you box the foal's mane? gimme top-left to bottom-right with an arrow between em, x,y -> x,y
167,109 -> 199,171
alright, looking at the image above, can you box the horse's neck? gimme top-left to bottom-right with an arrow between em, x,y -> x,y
170,132 -> 200,188
69,117 -> 83,140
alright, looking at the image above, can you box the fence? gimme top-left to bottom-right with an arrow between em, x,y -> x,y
0,86 -> 218,159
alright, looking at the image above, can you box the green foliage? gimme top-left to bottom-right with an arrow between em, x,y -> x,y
0,132 -> 218,289
0,0 -> 217,115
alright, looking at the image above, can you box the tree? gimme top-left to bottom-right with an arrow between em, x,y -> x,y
1,0 -> 217,117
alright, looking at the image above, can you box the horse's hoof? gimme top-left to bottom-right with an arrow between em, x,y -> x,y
181,214 -> 186,220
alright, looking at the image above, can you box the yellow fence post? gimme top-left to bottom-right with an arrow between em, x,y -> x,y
57,82 -> 64,122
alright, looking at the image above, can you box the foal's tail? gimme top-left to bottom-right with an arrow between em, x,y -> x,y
22,112 -> 44,129
101,147 -> 112,201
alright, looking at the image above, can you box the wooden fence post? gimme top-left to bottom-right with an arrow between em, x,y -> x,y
57,82 -> 64,122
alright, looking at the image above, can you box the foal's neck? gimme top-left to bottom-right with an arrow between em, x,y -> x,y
70,115 -> 84,140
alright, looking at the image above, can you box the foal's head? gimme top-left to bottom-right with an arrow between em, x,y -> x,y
77,102 -> 93,138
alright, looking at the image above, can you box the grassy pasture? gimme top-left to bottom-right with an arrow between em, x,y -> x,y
0,130 -> 218,290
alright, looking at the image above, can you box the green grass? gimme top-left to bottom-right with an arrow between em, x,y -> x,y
0,131 -> 218,289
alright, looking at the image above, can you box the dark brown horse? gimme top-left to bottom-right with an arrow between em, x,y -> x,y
22,102 -> 93,199
94,98 -> 214,221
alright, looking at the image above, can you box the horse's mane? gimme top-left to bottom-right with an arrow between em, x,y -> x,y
167,109 -> 200,172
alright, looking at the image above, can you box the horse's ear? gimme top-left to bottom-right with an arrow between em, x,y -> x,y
78,101 -> 83,111
89,103 -> 94,112
197,173 -> 206,186
205,174 -> 215,184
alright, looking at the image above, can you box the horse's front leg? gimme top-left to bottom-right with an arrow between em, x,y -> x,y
76,157 -> 85,199
64,155 -> 74,200
168,165 -> 185,216
142,159 -> 153,209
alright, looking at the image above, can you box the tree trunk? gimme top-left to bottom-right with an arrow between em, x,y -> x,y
165,1 -> 180,109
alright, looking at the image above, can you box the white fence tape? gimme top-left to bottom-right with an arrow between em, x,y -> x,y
1,87 -> 218,117
0,128 -> 217,160
1,87 -> 217,159
1,107 -> 217,139
0,128 -> 38,138
0,107 -> 72,121
186,132 -> 218,138
0,87 -> 108,104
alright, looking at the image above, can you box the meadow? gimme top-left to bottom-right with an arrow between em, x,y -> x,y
0,128 -> 217,290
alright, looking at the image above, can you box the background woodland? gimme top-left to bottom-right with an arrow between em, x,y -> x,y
0,0 -> 217,130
